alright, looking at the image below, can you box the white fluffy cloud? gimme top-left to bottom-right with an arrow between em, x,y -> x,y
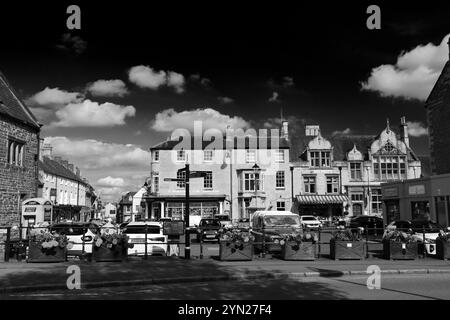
97,176 -> 126,187
50,99 -> 135,127
361,34 -> 450,101
332,128 -> 352,136
128,65 -> 186,93
27,87 -> 83,107
407,121 -> 428,137
86,79 -> 129,97
269,92 -> 280,103
44,137 -> 150,201
218,96 -> 234,104
151,108 -> 250,133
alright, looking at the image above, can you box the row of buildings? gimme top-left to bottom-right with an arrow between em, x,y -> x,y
137,117 -> 423,224
0,71 -> 100,227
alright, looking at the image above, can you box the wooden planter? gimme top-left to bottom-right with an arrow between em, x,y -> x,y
330,239 -> 364,260
436,238 -> 450,260
281,242 -> 316,261
27,242 -> 67,263
383,240 -> 418,260
93,244 -> 128,262
219,241 -> 253,261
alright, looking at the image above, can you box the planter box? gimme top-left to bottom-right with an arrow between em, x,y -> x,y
330,239 -> 364,260
93,244 -> 128,262
436,238 -> 450,260
281,242 -> 316,261
219,241 -> 253,261
27,242 -> 66,263
383,240 -> 418,260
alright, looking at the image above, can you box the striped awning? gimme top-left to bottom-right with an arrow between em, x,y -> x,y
296,195 -> 349,205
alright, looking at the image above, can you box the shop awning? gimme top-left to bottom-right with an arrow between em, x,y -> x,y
296,195 -> 349,205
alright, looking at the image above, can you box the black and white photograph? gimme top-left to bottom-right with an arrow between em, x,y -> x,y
0,0 -> 450,309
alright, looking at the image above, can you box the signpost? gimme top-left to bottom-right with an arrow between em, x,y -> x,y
164,164 -> 208,260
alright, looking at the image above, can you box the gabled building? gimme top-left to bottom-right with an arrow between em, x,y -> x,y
293,118 -> 422,218
0,71 -> 41,226
117,191 -> 136,223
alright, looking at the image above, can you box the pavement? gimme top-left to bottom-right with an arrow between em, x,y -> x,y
1,255 -> 449,294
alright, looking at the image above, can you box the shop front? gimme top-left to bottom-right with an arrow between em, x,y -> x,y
381,174 -> 450,227
295,195 -> 349,218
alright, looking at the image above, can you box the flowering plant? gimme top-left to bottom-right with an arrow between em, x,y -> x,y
94,229 -> 130,249
219,229 -> 255,243
437,230 -> 450,242
29,228 -> 70,250
332,226 -> 363,241
276,232 -> 318,246
383,229 -> 416,243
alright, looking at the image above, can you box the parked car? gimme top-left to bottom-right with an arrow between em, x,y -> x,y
251,211 -> 302,253
49,222 -> 100,258
349,215 -> 384,236
122,221 -> 167,256
215,214 -> 233,229
197,218 -> 221,242
299,215 -> 322,229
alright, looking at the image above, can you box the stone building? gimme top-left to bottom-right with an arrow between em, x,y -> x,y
0,71 -> 41,226
292,118 -> 422,218
146,123 -> 292,223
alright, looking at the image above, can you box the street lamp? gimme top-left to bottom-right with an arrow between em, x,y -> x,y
252,164 -> 260,215
338,165 -> 342,195
366,166 -> 371,216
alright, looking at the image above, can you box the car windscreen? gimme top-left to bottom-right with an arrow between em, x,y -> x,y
301,217 -> 316,221
50,225 -> 88,235
264,215 -> 300,226
123,225 -> 161,234
200,220 -> 221,227
215,216 -> 230,221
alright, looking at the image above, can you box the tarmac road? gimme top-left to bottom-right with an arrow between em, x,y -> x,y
3,273 -> 450,300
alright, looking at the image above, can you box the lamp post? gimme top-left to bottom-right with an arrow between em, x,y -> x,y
338,165 -> 342,194
252,163 -> 260,216
366,166 -> 371,216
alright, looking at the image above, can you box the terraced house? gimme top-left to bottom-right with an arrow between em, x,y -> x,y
0,71 -> 41,226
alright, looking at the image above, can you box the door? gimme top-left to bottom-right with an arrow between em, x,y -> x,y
353,203 -> 362,216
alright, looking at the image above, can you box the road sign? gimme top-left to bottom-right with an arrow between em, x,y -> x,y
163,178 -> 184,182
189,171 -> 209,179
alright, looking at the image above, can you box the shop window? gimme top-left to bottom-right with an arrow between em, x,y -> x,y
411,201 -> 430,220
371,189 -> 382,214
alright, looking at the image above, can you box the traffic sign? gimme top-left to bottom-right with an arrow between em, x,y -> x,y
189,171 -> 209,179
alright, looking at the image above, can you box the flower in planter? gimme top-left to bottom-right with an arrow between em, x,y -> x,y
383,229 -> 416,243
29,229 -> 69,252
437,230 -> 450,242
94,231 -> 129,250
332,227 -> 362,241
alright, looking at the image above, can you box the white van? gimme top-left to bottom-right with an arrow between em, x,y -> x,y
251,211 -> 302,253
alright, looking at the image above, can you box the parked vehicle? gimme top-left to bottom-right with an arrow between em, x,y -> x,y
197,218 -> 221,242
215,214 -> 233,229
122,221 -> 167,256
349,215 -> 384,237
299,215 -> 322,229
251,211 -> 301,253
49,222 -> 100,258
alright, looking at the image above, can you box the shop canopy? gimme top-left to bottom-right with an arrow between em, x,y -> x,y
296,195 -> 349,205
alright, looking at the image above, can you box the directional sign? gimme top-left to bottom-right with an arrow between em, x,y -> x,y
164,178 -> 184,182
189,171 -> 209,179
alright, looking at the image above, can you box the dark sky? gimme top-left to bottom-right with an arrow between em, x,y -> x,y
1,1 -> 449,200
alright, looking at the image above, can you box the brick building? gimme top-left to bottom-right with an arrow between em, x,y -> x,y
0,71 -> 41,227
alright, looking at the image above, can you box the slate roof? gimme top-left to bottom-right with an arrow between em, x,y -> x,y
151,136 -> 290,150
39,156 -> 86,185
119,192 -> 137,205
0,71 -> 41,130
425,61 -> 450,109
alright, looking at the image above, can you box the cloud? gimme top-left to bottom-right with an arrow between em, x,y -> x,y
268,92 -> 280,103
27,87 -> 83,107
86,79 -> 129,97
190,74 -> 212,87
217,96 -> 234,104
361,34 -> 450,101
151,108 -> 250,133
268,76 -> 295,89
55,33 -> 87,55
50,99 -> 135,127
167,71 -> 186,93
44,136 -> 150,201
282,76 -> 294,88
97,176 -> 126,188
407,121 -> 428,137
128,65 -> 186,93
332,128 -> 352,136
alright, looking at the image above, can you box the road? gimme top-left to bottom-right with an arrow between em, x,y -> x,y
3,274 -> 450,300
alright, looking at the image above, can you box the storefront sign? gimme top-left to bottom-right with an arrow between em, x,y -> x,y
383,187 -> 398,197
408,185 -> 425,195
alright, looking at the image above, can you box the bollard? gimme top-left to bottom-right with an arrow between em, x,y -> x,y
422,227 -> 426,258
82,225 -> 86,260
200,233 -> 204,259
261,225 -> 266,258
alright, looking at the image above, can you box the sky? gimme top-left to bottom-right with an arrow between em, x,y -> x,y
1,1 -> 449,202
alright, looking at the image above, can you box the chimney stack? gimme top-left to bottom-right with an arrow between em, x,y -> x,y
76,167 -> 80,177
400,116 -> 410,148
305,125 -> 320,137
67,163 -> 74,173
282,121 -> 289,141
41,143 -> 53,160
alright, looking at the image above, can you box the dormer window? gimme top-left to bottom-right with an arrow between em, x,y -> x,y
310,151 -> 331,167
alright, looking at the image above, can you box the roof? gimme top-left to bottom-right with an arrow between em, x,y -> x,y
151,135 -> 290,150
0,71 -> 41,130
119,192 -> 137,204
329,134 -> 376,161
39,156 -> 86,185
425,61 -> 450,109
